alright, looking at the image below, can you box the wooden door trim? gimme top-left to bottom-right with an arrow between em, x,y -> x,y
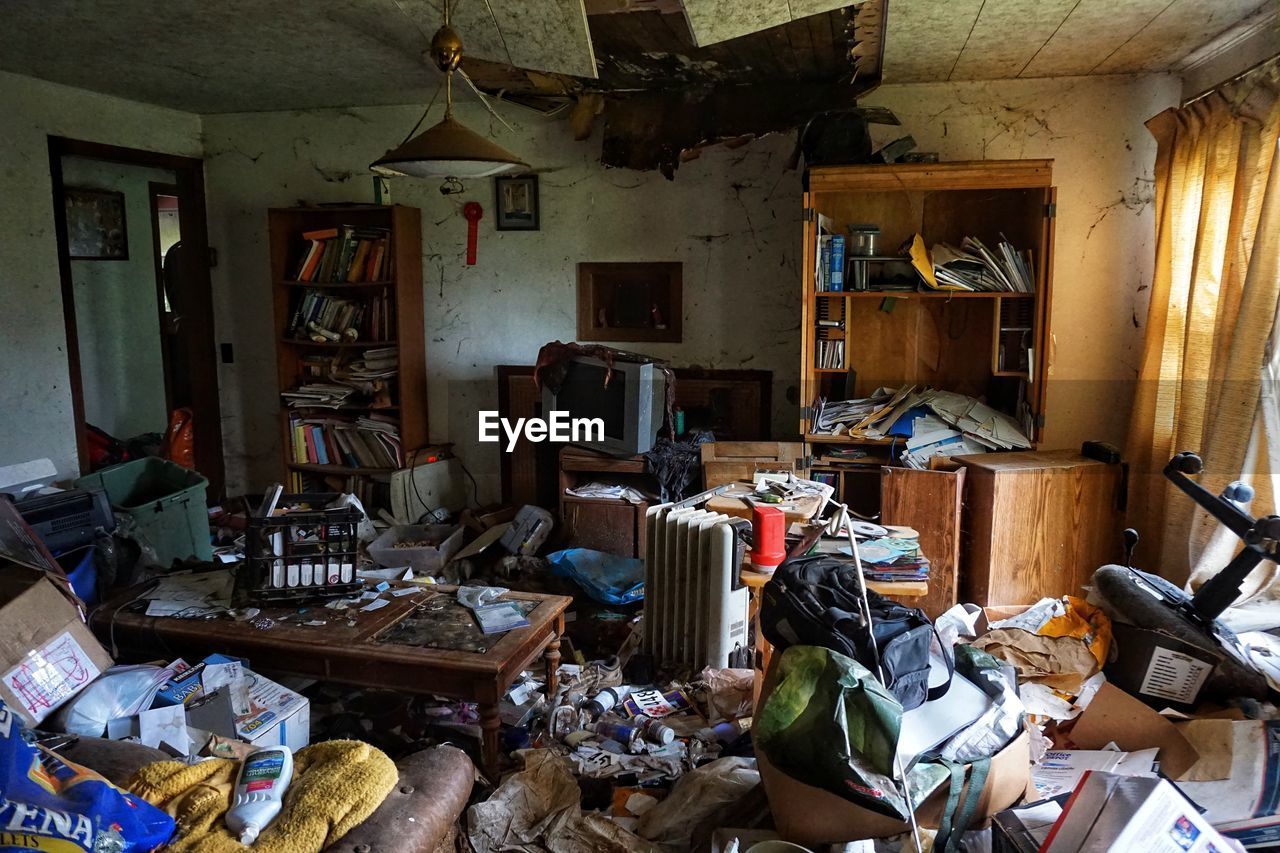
48,136 -> 225,499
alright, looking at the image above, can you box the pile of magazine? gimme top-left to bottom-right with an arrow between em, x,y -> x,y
930,236 -> 1034,293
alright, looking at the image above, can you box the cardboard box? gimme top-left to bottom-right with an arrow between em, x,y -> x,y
0,505 -> 114,726
758,733 -> 1030,845
755,654 -> 1030,845
185,658 -> 309,753
1043,771 -> 1236,852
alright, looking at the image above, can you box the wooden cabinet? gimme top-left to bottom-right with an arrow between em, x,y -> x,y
957,450 -> 1124,605
880,464 -> 965,619
799,161 -> 1057,514
558,446 -> 653,558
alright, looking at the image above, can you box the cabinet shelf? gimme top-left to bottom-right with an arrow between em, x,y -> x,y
287,462 -> 396,475
280,338 -> 397,348
816,290 -> 1034,299
280,280 -> 394,289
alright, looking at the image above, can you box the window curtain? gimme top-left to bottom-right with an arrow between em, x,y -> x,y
1125,60 -> 1280,597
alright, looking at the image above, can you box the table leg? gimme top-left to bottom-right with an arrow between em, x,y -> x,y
479,701 -> 501,779
544,624 -> 562,697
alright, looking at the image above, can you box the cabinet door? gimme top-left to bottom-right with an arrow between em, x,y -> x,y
563,499 -> 645,558
1030,185 -> 1057,439
800,191 -> 816,435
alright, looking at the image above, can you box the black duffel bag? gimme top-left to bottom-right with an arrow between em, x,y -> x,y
761,553 -> 950,710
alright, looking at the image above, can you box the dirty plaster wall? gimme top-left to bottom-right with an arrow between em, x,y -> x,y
0,70 -> 202,479
862,73 -> 1181,451
205,73 -> 1177,501
202,101 -> 802,499
63,157 -> 175,439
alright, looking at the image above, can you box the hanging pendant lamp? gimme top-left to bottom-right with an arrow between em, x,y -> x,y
371,11 -> 527,180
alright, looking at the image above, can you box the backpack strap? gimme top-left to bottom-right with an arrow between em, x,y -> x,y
926,626 -> 956,702
931,760 -> 967,852
943,757 -> 992,853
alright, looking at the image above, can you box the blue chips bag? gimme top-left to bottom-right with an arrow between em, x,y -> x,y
0,699 -> 174,852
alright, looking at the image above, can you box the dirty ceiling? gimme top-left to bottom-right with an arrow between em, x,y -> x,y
885,0 -> 1273,83
0,0 -> 1267,114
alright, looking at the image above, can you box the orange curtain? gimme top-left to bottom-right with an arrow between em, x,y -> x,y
1126,60 -> 1280,592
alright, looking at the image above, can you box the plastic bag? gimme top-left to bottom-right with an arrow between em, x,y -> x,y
51,664 -> 178,736
636,757 -> 759,849
0,699 -> 174,851
755,645 -> 949,820
163,407 -> 195,469
547,548 -> 644,605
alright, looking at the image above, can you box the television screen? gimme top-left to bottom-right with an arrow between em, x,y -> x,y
558,361 -> 627,440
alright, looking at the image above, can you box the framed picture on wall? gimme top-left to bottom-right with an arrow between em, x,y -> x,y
494,174 -> 539,231
63,187 -> 128,260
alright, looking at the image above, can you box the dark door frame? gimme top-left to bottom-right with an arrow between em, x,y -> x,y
48,137 -> 225,499
148,181 -> 180,416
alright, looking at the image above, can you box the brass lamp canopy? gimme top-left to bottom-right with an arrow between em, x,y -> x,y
370,22 -> 527,180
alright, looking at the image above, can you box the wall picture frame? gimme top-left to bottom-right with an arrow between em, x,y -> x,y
63,186 -> 129,260
494,174 -> 539,231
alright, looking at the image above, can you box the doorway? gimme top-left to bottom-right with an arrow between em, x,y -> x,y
49,138 -> 225,499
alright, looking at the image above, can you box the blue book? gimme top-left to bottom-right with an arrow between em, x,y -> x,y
829,235 -> 845,292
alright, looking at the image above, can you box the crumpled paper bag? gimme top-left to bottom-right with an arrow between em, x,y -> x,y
972,628 -> 1099,693
467,749 -> 662,853
698,667 -> 755,724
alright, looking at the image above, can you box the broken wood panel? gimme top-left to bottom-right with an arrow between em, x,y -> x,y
600,78 -> 867,176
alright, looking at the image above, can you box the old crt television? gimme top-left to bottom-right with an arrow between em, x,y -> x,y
541,357 -> 665,456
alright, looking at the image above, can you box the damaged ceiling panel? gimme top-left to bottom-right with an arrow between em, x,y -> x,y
885,0 -> 1272,82
464,5 -> 882,176
679,0 -> 851,47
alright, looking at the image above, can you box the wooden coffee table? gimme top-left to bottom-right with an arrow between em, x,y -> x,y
91,583 -> 570,776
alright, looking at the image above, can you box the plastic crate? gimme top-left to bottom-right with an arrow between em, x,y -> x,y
74,457 -> 211,567
245,493 -> 363,603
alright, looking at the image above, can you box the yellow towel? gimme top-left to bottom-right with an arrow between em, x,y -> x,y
129,740 -> 398,853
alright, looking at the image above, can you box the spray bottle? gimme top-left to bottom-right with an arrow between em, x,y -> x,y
226,746 -> 294,845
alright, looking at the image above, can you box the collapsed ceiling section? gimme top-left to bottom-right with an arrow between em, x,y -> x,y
463,0 -> 885,177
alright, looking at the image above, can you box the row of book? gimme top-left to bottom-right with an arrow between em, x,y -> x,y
815,233 -> 846,292
816,339 -> 845,370
930,236 -> 1035,293
288,470 -> 391,510
288,291 -> 394,342
289,414 -> 403,469
293,226 -> 392,283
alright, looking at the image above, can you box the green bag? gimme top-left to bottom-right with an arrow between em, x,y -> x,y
756,645 -> 949,820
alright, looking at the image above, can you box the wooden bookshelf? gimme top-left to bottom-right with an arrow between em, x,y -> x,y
267,204 -> 425,507
800,160 -> 1056,512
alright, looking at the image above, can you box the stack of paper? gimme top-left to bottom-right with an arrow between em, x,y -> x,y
280,383 -> 354,408
810,386 -> 1031,466
929,236 -> 1034,293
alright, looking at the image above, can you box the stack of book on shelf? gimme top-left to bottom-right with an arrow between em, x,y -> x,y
816,339 -> 845,369
342,347 -> 397,382
853,529 -> 931,582
281,383 -> 353,409
289,414 -> 403,470
288,292 -> 392,342
814,214 -> 846,292
293,226 -> 392,283
811,385 -> 1031,468
925,235 -> 1035,293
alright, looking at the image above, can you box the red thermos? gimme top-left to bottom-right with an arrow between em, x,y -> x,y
750,505 -> 786,573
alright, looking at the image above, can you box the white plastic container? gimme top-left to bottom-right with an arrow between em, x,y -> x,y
226,745 -> 294,844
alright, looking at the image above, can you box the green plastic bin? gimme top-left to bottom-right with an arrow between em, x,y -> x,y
74,457 -> 212,567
